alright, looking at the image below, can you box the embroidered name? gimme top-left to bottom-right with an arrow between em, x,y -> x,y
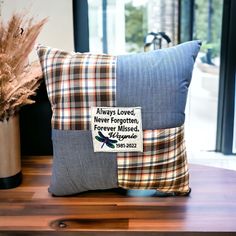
91,107 -> 143,152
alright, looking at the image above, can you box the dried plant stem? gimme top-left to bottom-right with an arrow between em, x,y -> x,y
0,13 -> 47,121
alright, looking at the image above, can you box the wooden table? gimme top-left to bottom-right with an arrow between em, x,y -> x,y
0,156 -> 236,235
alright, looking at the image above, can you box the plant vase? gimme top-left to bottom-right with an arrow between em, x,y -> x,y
0,114 -> 22,189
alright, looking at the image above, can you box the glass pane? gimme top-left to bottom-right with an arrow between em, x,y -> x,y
88,0 -> 103,53
234,92 -> 236,153
88,0 -> 223,153
125,0 -> 148,52
88,0 -> 179,54
88,0 -> 126,54
185,0 -> 223,153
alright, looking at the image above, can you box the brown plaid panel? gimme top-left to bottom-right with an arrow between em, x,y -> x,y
37,45 -> 116,130
117,126 -> 190,194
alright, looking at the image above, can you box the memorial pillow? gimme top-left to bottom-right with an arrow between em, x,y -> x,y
37,40 -> 201,196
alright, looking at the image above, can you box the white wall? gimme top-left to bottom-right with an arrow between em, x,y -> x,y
1,0 -> 74,60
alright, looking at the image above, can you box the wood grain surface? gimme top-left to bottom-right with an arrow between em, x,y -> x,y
0,156 -> 236,236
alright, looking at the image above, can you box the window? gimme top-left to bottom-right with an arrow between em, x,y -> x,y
87,0 -> 236,155
88,0 -> 178,54
184,0 -> 224,152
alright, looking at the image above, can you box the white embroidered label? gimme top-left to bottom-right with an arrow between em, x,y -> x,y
91,107 -> 143,152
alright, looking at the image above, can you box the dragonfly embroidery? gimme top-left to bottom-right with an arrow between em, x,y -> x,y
95,131 -> 118,149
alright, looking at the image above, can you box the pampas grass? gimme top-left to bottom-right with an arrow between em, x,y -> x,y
0,13 -> 47,121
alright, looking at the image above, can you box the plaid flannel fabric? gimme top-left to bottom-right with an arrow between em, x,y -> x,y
37,45 -> 190,195
117,126 -> 190,194
37,45 -> 116,130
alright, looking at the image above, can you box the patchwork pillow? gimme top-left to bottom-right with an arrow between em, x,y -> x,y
36,41 -> 201,196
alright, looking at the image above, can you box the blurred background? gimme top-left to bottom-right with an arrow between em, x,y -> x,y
1,0 -> 235,169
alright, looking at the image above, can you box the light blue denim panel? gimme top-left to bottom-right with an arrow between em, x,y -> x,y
50,129 -> 118,196
117,40 -> 201,129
